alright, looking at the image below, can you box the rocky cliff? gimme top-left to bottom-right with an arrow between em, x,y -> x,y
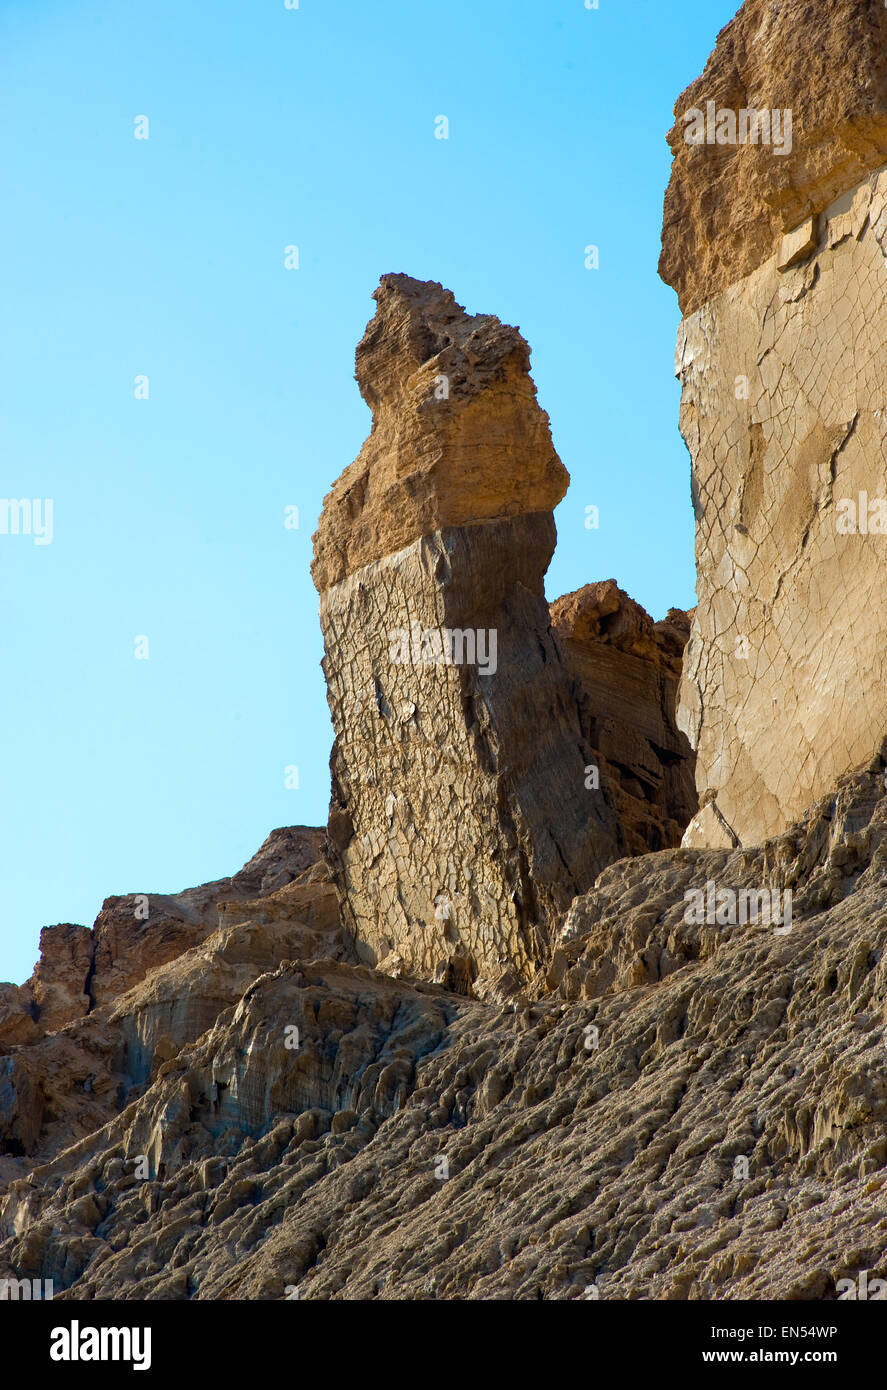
552,581 -> 697,855
313,275 -> 660,995
661,0 -> 887,849
0,835 -> 342,1185
0,273 -> 708,1298
0,828 -> 325,1050
660,0 -> 887,317
5,0 -> 887,1306
3,758 -> 887,1299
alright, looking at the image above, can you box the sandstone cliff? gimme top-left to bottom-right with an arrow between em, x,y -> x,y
313,274 -> 630,994
661,0 -> 887,848
660,0 -> 887,316
8,0 -> 887,1305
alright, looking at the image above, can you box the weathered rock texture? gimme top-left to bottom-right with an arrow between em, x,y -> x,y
0,828 -> 325,1047
310,275 -> 569,593
88,826 -> 325,1010
313,275 -> 626,991
4,756 -> 887,1300
661,0 -> 887,848
0,841 -> 343,1189
551,581 -> 697,854
660,0 -> 887,316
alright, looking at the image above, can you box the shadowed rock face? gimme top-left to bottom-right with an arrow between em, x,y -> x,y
660,0 -> 887,848
551,581 -> 698,854
313,275 -> 626,992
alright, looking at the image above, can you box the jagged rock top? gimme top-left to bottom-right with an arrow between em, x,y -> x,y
551,579 -> 692,678
0,826 -> 327,1041
659,0 -> 887,314
311,274 -> 568,593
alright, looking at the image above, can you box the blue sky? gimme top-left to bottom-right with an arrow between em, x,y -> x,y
0,0 -> 737,984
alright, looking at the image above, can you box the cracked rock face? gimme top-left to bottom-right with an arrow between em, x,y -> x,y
661,0 -> 887,849
11,0 -> 887,1309
313,275 -> 626,991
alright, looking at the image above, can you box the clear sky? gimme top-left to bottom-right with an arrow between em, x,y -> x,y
1,0 -> 738,984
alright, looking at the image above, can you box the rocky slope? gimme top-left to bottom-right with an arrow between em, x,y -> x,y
0,828 -> 325,1051
2,757 -> 887,1299
0,832 -> 336,1184
5,0 -> 887,1305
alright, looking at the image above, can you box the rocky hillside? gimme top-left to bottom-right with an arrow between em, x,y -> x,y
3,759 -> 887,1299
4,0 -> 887,1308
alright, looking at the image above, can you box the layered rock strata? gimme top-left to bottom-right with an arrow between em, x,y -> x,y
4,756 -> 887,1299
0,827 -> 325,1046
660,0 -> 887,316
551,581 -> 697,854
0,846 -> 343,1183
313,275 -> 625,991
660,0 -> 887,847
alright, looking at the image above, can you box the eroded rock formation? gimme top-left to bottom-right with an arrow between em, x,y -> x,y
0,836 -> 343,1187
661,0 -> 887,848
660,0 -> 887,316
0,828 -> 326,1047
551,581 -> 697,854
3,756 -> 887,1299
313,274 -> 627,992
10,0 -> 887,1300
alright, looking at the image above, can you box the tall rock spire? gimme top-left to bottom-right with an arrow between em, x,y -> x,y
312,274 -> 624,991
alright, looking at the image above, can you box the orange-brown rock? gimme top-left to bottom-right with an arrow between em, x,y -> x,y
0,986 -> 39,1048
0,827 -> 326,1045
90,826 -> 326,1010
30,925 -> 93,1032
0,925 -> 92,1048
551,581 -> 697,853
311,273 -> 568,593
0,864 -> 345,1180
660,0 -> 887,315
